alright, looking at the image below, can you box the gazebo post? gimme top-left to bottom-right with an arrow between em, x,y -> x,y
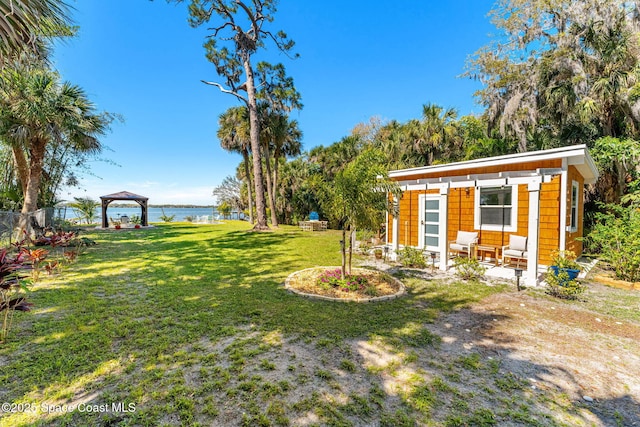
101,199 -> 109,228
136,200 -> 148,226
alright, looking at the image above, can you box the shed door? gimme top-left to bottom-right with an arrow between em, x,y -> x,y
419,195 -> 440,251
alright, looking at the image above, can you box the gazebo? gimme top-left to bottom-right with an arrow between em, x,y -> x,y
100,191 -> 149,228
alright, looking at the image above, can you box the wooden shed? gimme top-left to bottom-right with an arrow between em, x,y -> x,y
386,145 -> 599,285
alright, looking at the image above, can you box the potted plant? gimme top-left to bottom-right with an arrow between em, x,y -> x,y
374,248 -> 383,259
546,250 -> 584,299
113,219 -> 121,230
131,215 -> 141,228
550,250 -> 580,281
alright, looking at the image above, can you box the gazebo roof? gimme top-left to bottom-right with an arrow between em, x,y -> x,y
100,191 -> 148,201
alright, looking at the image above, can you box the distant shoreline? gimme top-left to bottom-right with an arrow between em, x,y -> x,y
62,203 -> 218,208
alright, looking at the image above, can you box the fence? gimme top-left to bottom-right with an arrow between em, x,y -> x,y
0,208 -> 54,246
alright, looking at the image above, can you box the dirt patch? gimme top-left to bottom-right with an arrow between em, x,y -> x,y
285,267 -> 404,301
429,291 -> 640,425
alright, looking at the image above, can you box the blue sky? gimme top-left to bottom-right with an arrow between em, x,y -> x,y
53,1 -> 496,205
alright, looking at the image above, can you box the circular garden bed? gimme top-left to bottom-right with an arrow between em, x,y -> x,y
284,267 -> 405,302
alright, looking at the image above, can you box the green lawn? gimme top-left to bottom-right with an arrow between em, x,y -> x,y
0,223 -> 638,426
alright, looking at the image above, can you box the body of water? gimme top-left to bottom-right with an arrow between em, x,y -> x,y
61,206 -> 233,223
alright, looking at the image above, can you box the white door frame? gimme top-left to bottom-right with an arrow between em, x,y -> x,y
418,194 -> 442,252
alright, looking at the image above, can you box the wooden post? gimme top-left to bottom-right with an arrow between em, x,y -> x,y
392,195 -> 399,252
439,185 -> 449,271
526,179 -> 541,286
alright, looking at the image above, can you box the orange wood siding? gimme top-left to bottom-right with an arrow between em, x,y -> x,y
391,172 -> 564,265
447,187 -> 476,243
565,166 -> 585,256
395,189 -> 439,246
539,177 -> 561,265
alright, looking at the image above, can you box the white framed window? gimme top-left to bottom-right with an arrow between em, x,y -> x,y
570,180 -> 579,232
474,185 -> 518,232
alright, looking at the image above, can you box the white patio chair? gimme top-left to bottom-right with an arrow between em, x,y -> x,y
449,231 -> 478,259
502,235 -> 528,268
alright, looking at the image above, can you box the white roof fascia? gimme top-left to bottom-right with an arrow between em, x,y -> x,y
389,144 -> 594,179
397,169 -> 563,190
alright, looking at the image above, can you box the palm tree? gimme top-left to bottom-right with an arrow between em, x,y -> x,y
258,106 -> 279,227
262,111 -> 302,224
376,120 -> 417,169
217,106 -> 254,223
0,67 -> 109,219
420,103 -> 460,165
272,117 -> 301,195
0,0 -> 70,62
68,196 -> 99,224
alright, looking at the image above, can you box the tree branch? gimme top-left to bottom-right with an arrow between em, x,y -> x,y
201,80 -> 248,104
208,21 -> 234,37
235,0 -> 261,38
263,30 -> 298,59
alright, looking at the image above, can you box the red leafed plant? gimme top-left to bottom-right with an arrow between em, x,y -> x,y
63,250 -> 78,263
1,248 -> 33,343
22,248 -> 49,281
33,230 -> 77,247
45,260 -> 60,275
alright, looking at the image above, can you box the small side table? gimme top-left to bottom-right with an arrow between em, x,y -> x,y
476,244 -> 500,266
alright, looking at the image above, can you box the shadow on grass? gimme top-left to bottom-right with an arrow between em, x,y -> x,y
1,223 -> 637,426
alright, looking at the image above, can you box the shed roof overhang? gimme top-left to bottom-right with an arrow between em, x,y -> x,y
388,144 -> 599,185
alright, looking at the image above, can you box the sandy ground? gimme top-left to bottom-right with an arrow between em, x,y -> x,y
205,280 -> 640,426
426,289 -> 640,425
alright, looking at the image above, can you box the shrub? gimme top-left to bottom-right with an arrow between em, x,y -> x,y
159,208 -> 175,223
398,247 -> 427,268
359,242 -> 372,255
33,230 -> 77,247
585,204 -> 640,282
316,268 -> 369,292
545,269 -> 585,300
453,257 -> 487,281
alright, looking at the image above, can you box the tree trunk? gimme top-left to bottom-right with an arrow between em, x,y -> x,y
340,226 -> 347,280
242,149 -> 254,224
272,152 -> 280,202
263,143 -> 279,227
20,138 -> 46,231
614,159 -> 627,202
11,144 -> 28,197
347,227 -> 354,275
273,151 -> 285,223
244,58 -> 269,230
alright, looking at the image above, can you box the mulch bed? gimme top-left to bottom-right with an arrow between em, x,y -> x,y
285,267 -> 402,300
